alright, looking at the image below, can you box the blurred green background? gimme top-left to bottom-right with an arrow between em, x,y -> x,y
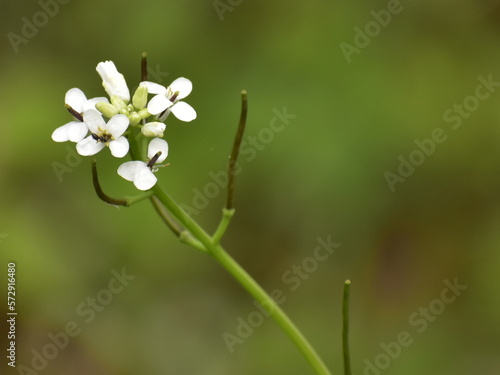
2,0 -> 500,374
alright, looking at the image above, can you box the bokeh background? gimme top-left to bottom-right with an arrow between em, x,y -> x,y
2,0 -> 500,374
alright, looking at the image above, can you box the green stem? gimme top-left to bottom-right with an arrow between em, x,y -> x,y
150,196 -> 207,253
151,184 -> 331,375
210,245 -> 331,375
150,196 -> 184,236
226,90 -> 248,210
342,280 -> 351,375
212,208 -> 235,244
92,160 -> 153,206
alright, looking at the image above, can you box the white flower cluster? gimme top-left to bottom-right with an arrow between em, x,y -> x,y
52,61 -> 196,190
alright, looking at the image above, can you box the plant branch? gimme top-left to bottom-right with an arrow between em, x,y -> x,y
92,160 -> 128,206
151,184 -> 332,375
226,90 -> 248,210
91,160 -> 152,206
150,195 -> 207,253
150,195 -> 183,236
212,208 -> 235,244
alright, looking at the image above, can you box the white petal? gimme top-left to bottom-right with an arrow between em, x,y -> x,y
170,101 -> 197,122
65,88 -> 87,112
169,78 -> 192,100
83,109 -> 106,133
141,122 -> 166,137
96,61 -> 130,102
109,137 -> 129,158
52,121 -> 77,142
133,167 -> 158,190
118,161 -> 146,181
52,124 -> 70,142
83,97 -> 109,112
147,138 -> 169,163
147,94 -> 173,115
76,136 -> 105,156
106,114 -> 129,138
141,81 -> 167,95
67,122 -> 89,142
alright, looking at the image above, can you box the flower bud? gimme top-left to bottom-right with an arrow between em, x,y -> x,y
129,113 -> 141,126
96,61 -> 130,102
141,122 -> 166,137
132,83 -> 148,110
95,101 -> 118,118
138,108 -> 151,119
110,96 -> 127,111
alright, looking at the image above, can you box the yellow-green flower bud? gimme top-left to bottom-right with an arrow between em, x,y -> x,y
138,108 -> 151,120
95,102 -> 118,118
132,84 -> 148,110
111,95 -> 127,111
129,113 -> 141,126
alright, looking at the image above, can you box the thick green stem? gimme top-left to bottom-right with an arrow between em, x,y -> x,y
210,245 -> 331,375
150,196 -> 207,253
151,184 -> 331,375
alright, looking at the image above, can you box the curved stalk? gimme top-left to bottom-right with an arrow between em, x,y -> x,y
212,208 -> 235,244
92,160 -> 153,206
226,90 -> 248,210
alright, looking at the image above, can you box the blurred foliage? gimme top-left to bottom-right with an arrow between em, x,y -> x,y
1,0 -> 500,374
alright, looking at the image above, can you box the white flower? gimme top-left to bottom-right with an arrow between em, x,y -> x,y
117,138 -> 169,190
142,78 -> 196,122
76,109 -> 130,158
141,122 -> 166,137
66,87 -> 109,114
96,61 -> 130,102
51,88 -> 109,143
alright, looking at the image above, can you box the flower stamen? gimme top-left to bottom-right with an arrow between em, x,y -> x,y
147,151 -> 162,169
169,91 -> 180,102
91,132 -> 113,143
65,104 -> 84,122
